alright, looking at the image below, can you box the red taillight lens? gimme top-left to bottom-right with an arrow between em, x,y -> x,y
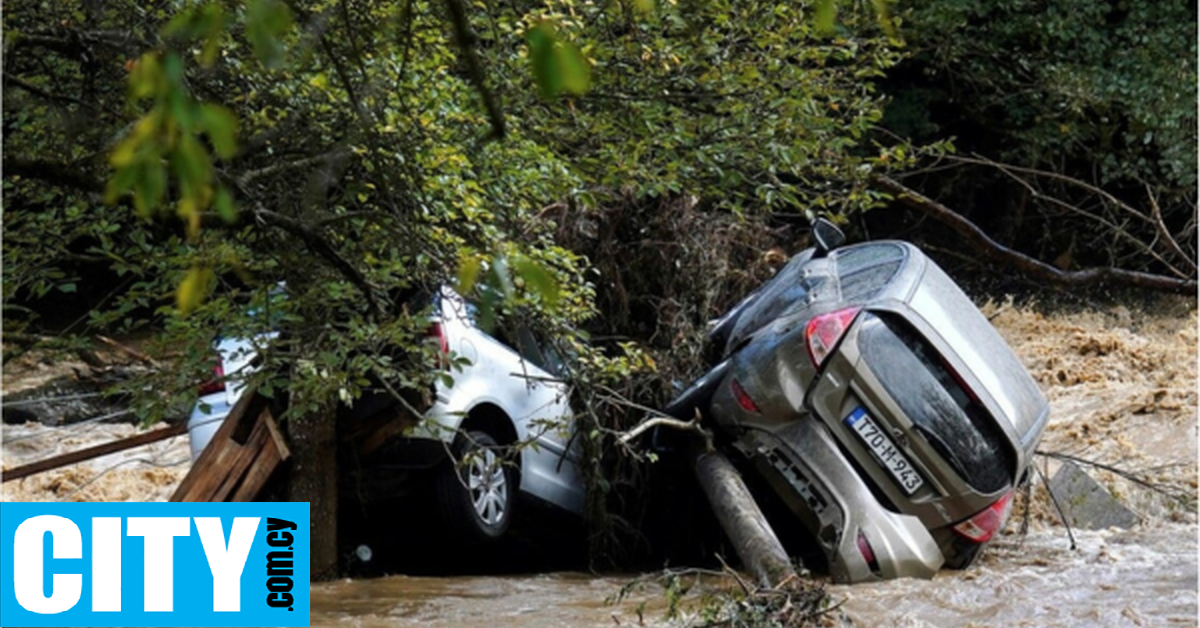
426,322 -> 450,366
198,361 -> 226,396
805,306 -> 862,366
731,378 -> 761,413
953,491 -> 1015,543
856,530 -> 880,574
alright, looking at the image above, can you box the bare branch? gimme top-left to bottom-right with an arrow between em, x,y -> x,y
4,157 -> 104,194
251,207 -> 383,317
236,149 -> 354,187
874,175 -> 1198,294
1146,184 -> 1198,274
4,75 -> 117,115
618,414 -> 711,448
945,153 -> 1156,228
974,157 -> 1189,278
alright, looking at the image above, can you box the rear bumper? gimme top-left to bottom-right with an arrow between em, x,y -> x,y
734,417 -> 943,583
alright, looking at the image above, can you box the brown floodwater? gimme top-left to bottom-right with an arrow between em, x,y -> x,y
4,303 -> 1196,627
303,523 -> 1198,628
310,572 -> 677,628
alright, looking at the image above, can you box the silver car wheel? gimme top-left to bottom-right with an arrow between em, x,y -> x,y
468,448 -> 508,526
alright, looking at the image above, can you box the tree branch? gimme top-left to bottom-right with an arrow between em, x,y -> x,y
5,157 -> 104,194
874,175 -> 1198,294
4,75 -> 115,115
251,207 -> 382,317
236,149 -> 354,187
1145,184 -> 1198,274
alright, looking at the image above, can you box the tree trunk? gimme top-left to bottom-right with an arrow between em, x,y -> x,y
286,401 -> 339,581
691,445 -> 797,588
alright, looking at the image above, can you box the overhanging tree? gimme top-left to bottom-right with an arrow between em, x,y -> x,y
4,0 -> 911,577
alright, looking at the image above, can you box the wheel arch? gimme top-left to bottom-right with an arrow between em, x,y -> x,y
460,402 -> 519,446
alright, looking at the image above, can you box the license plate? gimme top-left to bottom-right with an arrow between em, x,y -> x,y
845,407 -> 924,495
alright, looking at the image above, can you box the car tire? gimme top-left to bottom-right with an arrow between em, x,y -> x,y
436,430 -> 516,543
940,534 -> 986,570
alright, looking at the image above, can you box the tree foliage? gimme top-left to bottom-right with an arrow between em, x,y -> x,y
3,2 -> 906,560
880,0 -> 1197,276
4,0 -> 904,411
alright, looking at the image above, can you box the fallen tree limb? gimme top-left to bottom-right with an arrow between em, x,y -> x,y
874,175 -> 1198,294
96,335 -> 161,369
2,422 -> 187,483
690,444 -> 797,589
618,415 -> 712,449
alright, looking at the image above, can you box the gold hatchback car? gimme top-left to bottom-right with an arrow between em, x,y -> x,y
670,224 -> 1050,583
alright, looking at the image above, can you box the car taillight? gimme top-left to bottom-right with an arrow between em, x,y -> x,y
730,378 -> 761,413
198,361 -> 226,396
953,491 -> 1015,543
856,530 -> 881,574
426,322 -> 450,366
805,306 -> 862,366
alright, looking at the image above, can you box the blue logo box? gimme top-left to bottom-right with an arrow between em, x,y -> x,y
0,502 -> 309,627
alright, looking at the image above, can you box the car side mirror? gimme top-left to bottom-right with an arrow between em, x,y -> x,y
812,217 -> 846,256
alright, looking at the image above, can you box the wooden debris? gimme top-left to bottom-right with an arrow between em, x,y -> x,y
170,391 -> 290,502
2,422 -> 187,483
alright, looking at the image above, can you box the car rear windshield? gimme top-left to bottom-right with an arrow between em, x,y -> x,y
858,312 -> 1015,494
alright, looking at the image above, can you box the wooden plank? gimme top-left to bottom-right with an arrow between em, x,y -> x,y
2,422 -> 187,483
262,409 -> 290,461
208,419 -> 270,501
170,392 -> 267,501
356,409 -> 420,458
171,398 -> 289,503
230,420 -> 285,502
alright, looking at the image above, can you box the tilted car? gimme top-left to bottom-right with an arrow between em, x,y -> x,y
668,225 -> 1049,583
188,286 -> 584,543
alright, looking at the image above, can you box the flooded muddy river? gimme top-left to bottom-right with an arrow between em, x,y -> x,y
303,520 -> 1197,628
4,301 -> 1196,626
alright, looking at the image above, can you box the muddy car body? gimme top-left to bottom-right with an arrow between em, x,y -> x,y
677,237 -> 1049,583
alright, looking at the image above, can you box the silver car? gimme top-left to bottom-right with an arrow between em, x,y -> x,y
671,232 -> 1049,583
188,286 -> 584,543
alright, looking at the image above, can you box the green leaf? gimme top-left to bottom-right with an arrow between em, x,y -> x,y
173,134 -> 212,194
456,255 -> 482,294
815,0 -> 837,35
134,161 -> 167,216
214,185 -> 237,223
492,255 -> 515,299
526,22 -> 591,99
557,40 -> 591,96
512,255 -> 561,307
246,0 -> 293,69
199,104 -> 238,159
177,266 -> 214,316
527,23 -> 561,99
58,283 -> 77,294
871,0 -> 898,41
106,163 -> 139,207
129,53 -> 162,100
